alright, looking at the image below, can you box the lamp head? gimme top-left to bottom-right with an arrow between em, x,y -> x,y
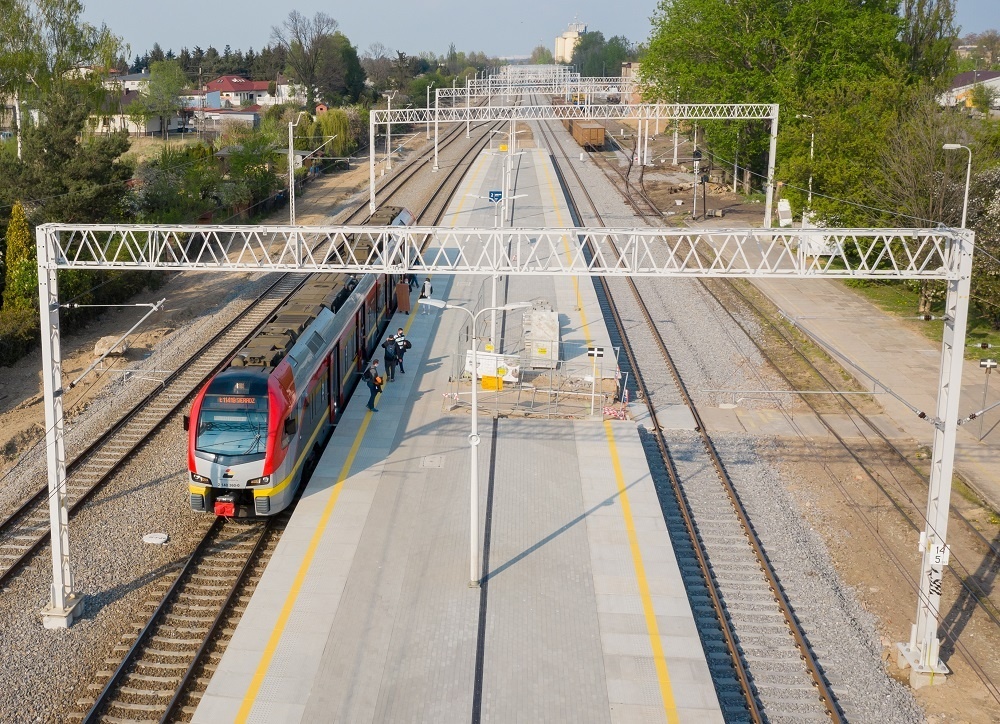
501,302 -> 532,311
942,143 -> 962,150
422,298 -> 447,309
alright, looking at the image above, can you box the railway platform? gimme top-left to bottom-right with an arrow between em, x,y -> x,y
193,145 -> 722,723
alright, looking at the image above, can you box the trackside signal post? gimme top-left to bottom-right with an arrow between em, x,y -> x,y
35,220 -> 973,688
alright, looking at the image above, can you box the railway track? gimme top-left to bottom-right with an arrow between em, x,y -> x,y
532,109 -> 843,721
0,106 -> 499,595
61,111 -> 508,722
75,514 -> 287,722
0,273 -> 309,589
700,278 -> 1000,704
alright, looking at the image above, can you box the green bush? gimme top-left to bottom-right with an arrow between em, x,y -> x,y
0,307 -> 40,366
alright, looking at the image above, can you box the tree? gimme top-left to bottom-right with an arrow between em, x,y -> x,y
271,10 -> 339,107
642,0 -> 914,215
900,0 -> 957,85
0,85 -> 132,225
530,45 -> 554,65
973,30 -> 1000,67
571,32 -> 634,77
392,50 -> 411,89
22,0 -> 122,92
253,44 -> 288,81
315,32 -> 365,104
874,91 -> 974,312
361,42 -> 393,91
969,166 -> 1000,329
142,60 -> 186,138
969,83 -> 997,113
2,200 -> 35,311
124,93 -> 150,136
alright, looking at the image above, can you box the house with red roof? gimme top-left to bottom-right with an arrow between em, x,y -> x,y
204,75 -> 270,108
204,74 -> 306,109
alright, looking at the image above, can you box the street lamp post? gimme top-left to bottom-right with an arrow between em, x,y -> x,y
943,143 -> 972,228
692,149 -> 702,219
288,111 -> 310,228
426,81 -> 435,140
422,299 -> 532,587
384,91 -> 396,171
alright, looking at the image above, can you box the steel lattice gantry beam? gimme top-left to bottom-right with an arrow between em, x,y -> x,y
370,103 -> 774,124
39,225 -> 957,279
443,79 -> 636,98
35,220 -> 974,692
368,103 -> 780,218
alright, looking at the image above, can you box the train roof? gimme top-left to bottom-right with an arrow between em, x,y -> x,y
232,276 -> 359,369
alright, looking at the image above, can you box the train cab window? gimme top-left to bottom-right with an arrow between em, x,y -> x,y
196,395 -> 268,458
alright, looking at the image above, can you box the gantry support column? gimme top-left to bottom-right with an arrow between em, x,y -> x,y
763,104 -> 779,229
37,226 -> 84,629
896,228 -> 975,687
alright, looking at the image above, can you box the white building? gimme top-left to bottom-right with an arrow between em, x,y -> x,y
939,69 -> 1000,109
555,21 -> 586,64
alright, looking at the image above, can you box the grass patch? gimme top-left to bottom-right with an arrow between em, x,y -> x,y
123,135 -> 204,163
845,280 -> 1000,360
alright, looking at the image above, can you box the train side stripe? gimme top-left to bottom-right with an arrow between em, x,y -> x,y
235,407 -> 374,722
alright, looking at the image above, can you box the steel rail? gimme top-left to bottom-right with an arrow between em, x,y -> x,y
0,273 -> 309,587
0,111 -> 493,591
704,278 -> 1000,704
534,105 -> 844,721
77,110 -> 510,722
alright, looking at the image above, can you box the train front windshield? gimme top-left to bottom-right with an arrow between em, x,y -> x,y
196,395 -> 268,457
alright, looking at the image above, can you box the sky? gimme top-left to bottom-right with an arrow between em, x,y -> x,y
79,0 -> 999,63
79,1 -> 655,61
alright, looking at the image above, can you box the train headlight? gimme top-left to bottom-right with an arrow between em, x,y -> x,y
246,476 -> 271,487
191,472 -> 211,485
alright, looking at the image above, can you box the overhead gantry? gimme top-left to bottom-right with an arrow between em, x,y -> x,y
35,222 -> 971,689
369,102 -> 780,220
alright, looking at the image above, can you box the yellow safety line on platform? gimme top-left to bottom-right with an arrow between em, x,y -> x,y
605,420 -> 679,722
537,149 -> 588,327
537,147 -> 678,720
236,312 -> 418,721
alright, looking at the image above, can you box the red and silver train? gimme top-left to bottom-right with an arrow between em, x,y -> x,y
185,206 -> 413,517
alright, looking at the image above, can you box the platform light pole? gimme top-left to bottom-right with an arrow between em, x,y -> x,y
384,91 -> 396,171
943,143 -> 972,228
422,299 -> 532,587
288,111 -> 310,227
426,81 -> 435,140
692,149 -> 702,219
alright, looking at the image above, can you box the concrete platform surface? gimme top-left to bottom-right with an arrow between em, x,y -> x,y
193,144 -> 722,724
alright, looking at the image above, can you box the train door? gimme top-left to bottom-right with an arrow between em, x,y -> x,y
330,343 -> 341,422
356,308 -> 366,369
366,292 -> 377,353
